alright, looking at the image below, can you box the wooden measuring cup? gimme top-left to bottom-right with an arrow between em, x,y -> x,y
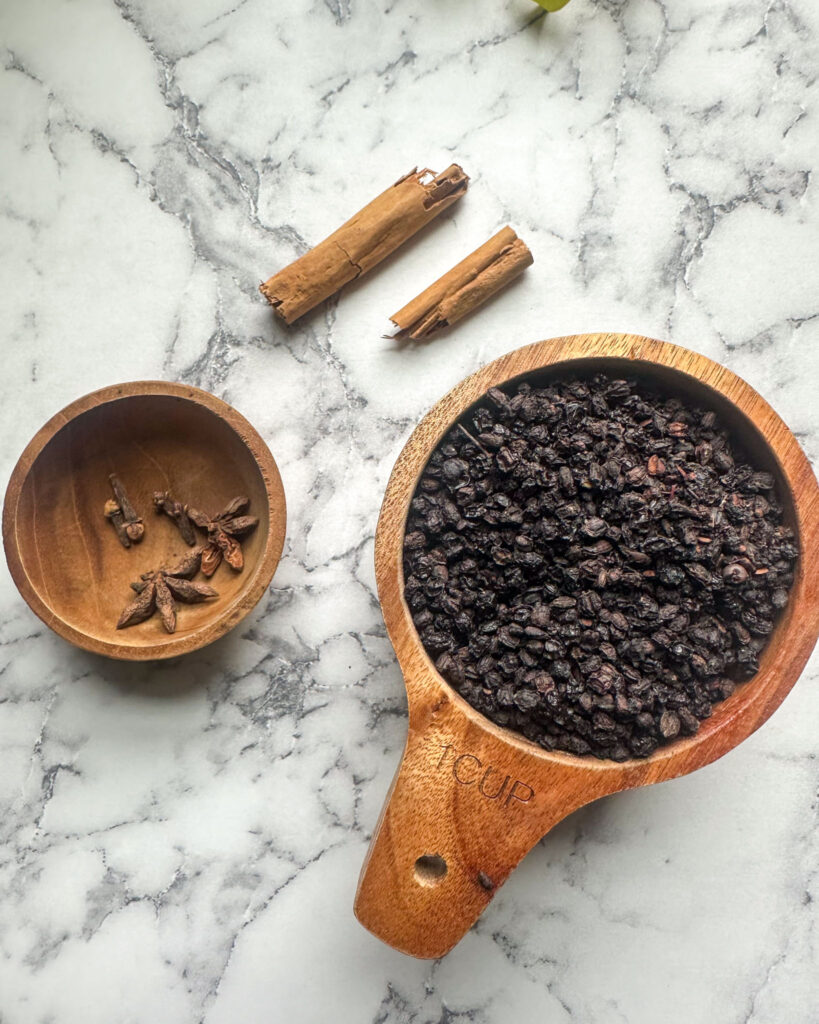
354,333 -> 819,958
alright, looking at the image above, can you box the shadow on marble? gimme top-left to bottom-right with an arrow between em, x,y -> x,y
70,624 -> 262,701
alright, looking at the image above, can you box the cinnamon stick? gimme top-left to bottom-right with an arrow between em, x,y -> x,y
390,226 -> 533,340
260,164 -> 469,324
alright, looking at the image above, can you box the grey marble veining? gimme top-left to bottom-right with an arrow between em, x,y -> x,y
0,0 -> 817,1021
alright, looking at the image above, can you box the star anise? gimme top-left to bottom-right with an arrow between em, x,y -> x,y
187,496 -> 258,577
116,549 -> 218,633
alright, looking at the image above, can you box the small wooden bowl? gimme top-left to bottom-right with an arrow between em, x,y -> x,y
355,333 -> 819,958
3,382 -> 286,660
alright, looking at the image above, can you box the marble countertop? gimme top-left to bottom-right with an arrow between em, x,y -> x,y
1,0 -> 818,1021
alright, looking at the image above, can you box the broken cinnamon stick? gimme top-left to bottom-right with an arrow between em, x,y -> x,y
260,164 -> 469,324
390,226 -> 533,340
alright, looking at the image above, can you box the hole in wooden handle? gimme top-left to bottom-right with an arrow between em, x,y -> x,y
414,854 -> 447,886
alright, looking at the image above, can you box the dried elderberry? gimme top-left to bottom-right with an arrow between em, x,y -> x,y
403,373 -> 798,761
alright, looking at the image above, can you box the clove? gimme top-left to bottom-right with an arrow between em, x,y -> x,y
108,474 -> 144,543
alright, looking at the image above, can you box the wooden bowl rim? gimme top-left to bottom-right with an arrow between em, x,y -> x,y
2,380 -> 287,661
375,332 -> 819,786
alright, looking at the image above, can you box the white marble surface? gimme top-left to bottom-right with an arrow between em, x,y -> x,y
1,0 -> 818,1020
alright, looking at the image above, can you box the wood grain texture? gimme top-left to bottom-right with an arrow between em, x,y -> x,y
354,332 -> 819,959
2,382 -> 286,661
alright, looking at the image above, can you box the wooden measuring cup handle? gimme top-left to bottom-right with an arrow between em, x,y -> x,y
354,687 -> 587,958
